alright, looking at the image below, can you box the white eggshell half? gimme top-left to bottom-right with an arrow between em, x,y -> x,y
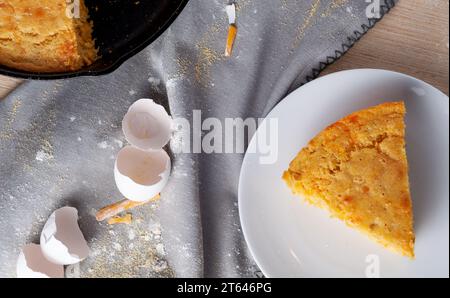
40,207 -> 89,265
114,146 -> 171,202
122,98 -> 173,151
17,244 -> 64,278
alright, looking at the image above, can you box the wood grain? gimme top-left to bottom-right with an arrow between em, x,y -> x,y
0,75 -> 20,99
0,0 -> 448,99
321,0 -> 449,95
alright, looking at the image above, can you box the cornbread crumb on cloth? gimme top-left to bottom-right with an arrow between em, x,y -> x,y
108,214 -> 132,225
0,0 -> 97,72
283,102 -> 415,258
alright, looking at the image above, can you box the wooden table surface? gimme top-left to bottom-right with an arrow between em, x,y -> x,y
1,0 -> 448,99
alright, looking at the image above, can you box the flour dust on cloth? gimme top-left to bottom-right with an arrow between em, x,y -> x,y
0,0 -> 396,277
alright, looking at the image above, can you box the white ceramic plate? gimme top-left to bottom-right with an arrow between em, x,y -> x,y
239,69 -> 449,278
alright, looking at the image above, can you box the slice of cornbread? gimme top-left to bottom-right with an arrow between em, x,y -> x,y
0,0 -> 97,72
283,102 -> 415,258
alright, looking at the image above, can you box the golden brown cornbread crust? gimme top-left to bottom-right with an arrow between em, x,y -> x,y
283,102 -> 415,257
0,0 -> 97,72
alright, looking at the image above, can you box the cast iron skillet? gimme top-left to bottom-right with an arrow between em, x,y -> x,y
0,0 -> 189,80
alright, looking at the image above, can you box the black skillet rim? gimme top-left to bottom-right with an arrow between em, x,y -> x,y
0,0 -> 189,80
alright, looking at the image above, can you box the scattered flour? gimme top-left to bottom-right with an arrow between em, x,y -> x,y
155,243 -> 166,256
97,141 -> 109,149
128,230 -> 136,241
149,223 -> 162,239
113,139 -> 124,148
153,259 -> 168,272
65,263 -> 81,278
166,78 -> 179,89
148,77 -> 161,86
35,150 -> 53,162
113,243 -> 122,251
141,235 -> 151,242
98,139 -> 123,150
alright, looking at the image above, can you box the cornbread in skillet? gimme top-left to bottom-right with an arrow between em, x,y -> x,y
283,102 -> 415,258
0,0 -> 97,72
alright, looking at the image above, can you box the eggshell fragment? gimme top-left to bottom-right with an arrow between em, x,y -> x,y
16,244 -> 64,278
226,3 -> 236,24
40,207 -> 89,265
122,99 -> 173,151
114,146 -> 171,202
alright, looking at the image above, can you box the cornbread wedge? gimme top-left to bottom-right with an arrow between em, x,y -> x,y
0,0 -> 97,72
283,102 -> 415,258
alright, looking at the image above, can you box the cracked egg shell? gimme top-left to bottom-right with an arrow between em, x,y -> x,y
114,146 -> 171,202
40,207 -> 89,265
17,244 -> 64,278
122,99 -> 173,151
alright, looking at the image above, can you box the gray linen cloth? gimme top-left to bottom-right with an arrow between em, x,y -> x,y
0,0 -> 396,277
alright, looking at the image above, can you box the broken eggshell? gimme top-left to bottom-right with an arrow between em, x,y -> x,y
114,146 -> 171,202
122,99 -> 173,151
40,207 -> 89,265
226,3 -> 236,24
16,244 -> 64,278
